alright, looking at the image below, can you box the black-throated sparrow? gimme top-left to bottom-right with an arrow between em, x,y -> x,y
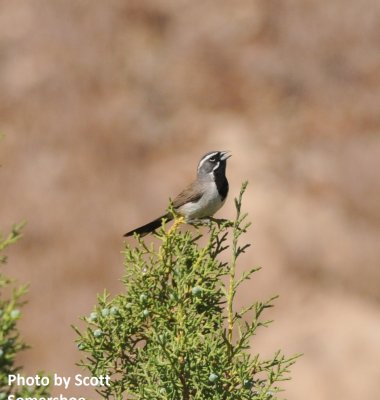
124,151 -> 231,237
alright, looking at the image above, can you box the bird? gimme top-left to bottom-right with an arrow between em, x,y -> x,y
124,150 -> 231,237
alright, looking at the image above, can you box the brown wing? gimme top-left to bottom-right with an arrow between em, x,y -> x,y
172,181 -> 204,208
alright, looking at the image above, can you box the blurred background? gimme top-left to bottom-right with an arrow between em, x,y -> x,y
1,0 -> 380,399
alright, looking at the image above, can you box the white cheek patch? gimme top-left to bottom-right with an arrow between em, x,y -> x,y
207,162 -> 220,180
212,161 -> 220,171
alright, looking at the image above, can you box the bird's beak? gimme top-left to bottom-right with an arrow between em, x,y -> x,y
220,151 -> 232,161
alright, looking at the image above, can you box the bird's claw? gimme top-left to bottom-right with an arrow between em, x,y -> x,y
189,217 -> 234,228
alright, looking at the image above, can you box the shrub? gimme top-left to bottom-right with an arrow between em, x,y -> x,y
75,183 -> 297,399
0,223 -> 50,398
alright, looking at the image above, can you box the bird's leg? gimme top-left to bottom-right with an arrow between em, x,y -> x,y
208,216 -> 222,225
189,216 -> 233,228
187,217 -> 234,228
187,218 -> 211,227
208,217 -> 234,227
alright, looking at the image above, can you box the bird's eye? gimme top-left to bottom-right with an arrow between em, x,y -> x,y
209,156 -> 216,162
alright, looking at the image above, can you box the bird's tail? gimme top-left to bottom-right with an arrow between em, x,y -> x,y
124,214 -> 172,237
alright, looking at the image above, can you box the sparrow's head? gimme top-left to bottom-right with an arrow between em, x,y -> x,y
197,151 -> 231,179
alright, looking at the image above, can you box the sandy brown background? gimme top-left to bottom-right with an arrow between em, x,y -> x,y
1,1 -> 380,399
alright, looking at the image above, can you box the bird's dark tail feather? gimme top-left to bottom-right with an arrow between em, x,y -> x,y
124,214 -> 172,237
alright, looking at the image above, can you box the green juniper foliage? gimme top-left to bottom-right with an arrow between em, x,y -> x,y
0,223 -> 50,399
75,182 -> 297,399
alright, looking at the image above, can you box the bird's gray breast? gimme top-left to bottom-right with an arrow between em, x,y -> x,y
177,181 -> 224,220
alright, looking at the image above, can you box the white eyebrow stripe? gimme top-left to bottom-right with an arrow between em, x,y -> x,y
197,152 -> 219,172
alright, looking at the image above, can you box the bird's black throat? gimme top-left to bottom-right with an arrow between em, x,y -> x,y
213,162 -> 229,200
